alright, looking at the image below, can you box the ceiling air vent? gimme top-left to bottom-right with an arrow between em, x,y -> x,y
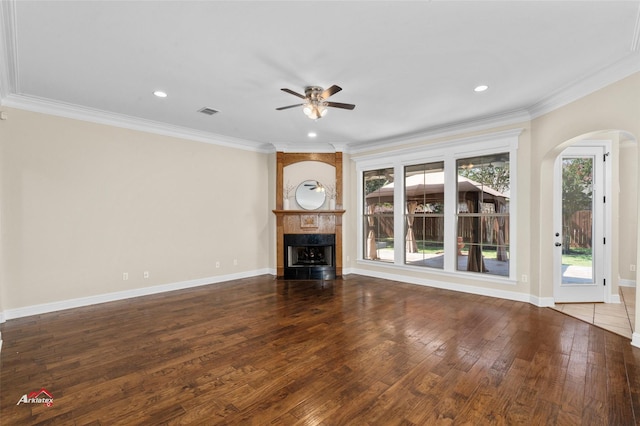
198,107 -> 219,116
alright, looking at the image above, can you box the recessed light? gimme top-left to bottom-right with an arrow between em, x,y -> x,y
474,85 -> 489,92
153,90 -> 168,98
308,132 -> 317,138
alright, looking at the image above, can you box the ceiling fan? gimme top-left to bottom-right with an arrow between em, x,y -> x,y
304,181 -> 324,191
276,85 -> 355,120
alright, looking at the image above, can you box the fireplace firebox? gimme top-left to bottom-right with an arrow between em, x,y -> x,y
284,234 -> 335,280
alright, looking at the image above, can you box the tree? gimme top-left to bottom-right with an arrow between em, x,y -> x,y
364,169 -> 393,196
561,158 -> 593,253
459,164 -> 510,194
365,178 -> 388,196
458,161 -> 510,267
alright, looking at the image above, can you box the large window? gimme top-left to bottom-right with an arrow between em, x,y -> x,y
356,129 -> 518,280
363,168 -> 394,262
404,162 -> 445,269
457,154 -> 510,276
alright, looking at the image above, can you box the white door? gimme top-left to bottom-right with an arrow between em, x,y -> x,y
553,145 -> 607,303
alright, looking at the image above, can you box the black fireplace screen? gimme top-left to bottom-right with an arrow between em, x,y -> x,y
284,234 -> 336,279
288,245 -> 333,267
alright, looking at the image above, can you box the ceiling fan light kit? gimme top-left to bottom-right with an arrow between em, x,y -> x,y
303,104 -> 328,120
276,85 -> 355,120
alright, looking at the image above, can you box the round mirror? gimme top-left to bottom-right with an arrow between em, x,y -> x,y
295,180 -> 326,210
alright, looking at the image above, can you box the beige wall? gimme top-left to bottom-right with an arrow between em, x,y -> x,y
0,108 -> 271,311
619,139 -> 637,282
531,73 -> 639,298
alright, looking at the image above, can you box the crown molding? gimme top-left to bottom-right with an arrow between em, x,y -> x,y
528,52 -> 640,120
632,2 -> 640,52
270,141 -> 348,153
2,94 -> 274,153
347,109 -> 530,155
0,0 -> 18,100
529,4 -> 640,118
272,145 -> 337,154
350,128 -> 523,164
348,50 -> 640,156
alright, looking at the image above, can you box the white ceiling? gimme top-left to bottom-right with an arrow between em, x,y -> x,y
1,1 -> 639,153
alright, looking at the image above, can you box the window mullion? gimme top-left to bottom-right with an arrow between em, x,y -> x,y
443,155 -> 457,271
394,163 -> 405,265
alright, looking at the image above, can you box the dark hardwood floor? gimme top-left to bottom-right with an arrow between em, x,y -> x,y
1,274 -> 639,425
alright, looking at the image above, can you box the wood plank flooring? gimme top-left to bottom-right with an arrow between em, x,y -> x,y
1,274 -> 639,425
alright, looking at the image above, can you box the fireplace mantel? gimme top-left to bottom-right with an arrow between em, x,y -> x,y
273,209 -> 345,234
273,209 -> 345,277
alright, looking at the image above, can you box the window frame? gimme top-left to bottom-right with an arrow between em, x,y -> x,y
403,161 -> 446,269
355,129 -> 520,283
362,167 -> 397,263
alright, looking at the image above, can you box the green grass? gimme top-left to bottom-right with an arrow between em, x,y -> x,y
415,242 -> 443,254
383,240 -> 591,267
562,247 -> 592,267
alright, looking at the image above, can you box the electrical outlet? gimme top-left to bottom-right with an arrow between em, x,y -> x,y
631,264 -> 636,272
216,261 -> 220,268
144,271 -> 149,279
347,255 -> 350,262
233,259 -> 238,266
521,274 -> 528,283
123,272 -> 129,281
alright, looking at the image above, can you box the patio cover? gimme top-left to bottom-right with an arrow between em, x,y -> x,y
365,172 -> 507,202
365,172 -> 509,270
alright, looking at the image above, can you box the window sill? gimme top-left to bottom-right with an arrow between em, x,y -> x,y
355,259 -> 517,286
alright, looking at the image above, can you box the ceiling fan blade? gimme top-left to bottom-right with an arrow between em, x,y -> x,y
321,85 -> 342,99
276,103 -> 305,110
326,101 -> 355,110
281,88 -> 307,99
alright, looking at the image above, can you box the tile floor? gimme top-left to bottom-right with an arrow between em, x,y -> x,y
553,286 -> 636,339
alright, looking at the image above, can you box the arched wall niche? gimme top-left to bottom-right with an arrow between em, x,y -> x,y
284,161 -> 335,210
275,152 -> 343,210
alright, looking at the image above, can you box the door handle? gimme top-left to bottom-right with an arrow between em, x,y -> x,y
555,242 -> 562,247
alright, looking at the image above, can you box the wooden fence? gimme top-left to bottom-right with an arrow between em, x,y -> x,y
566,210 -> 592,248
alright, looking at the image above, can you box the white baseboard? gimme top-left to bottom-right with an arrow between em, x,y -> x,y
619,279 -> 636,288
531,296 -> 556,308
1,268 -> 632,326
1,269 -> 272,321
343,269 -> 634,308
347,267 -> 550,306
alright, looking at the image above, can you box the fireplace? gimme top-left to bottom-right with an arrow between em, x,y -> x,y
284,234 -> 335,280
